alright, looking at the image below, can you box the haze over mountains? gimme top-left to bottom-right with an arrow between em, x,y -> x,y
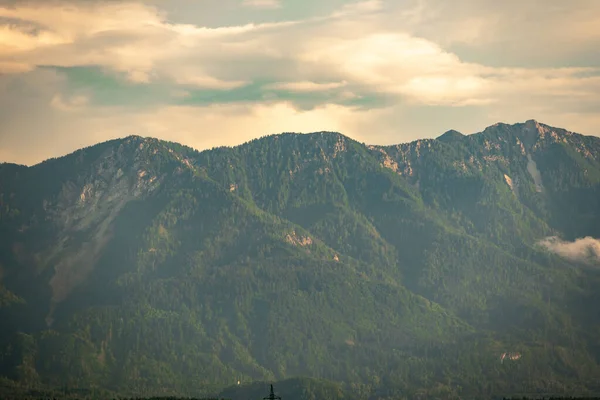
1,119 -> 600,399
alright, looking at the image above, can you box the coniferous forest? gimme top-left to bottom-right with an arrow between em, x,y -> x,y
1,120 -> 600,399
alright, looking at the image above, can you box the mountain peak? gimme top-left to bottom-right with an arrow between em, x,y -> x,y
437,129 -> 465,143
245,131 -> 353,150
523,119 -> 547,133
269,131 -> 348,140
520,119 -> 578,141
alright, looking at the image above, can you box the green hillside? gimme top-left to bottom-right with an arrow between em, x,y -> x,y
1,120 -> 599,399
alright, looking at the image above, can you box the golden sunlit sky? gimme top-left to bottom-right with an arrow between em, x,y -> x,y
1,0 -> 599,165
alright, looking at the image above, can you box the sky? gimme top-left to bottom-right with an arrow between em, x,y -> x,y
0,0 -> 599,165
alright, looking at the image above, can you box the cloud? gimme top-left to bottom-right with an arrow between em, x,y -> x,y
1,0 -> 600,166
264,81 -> 347,93
0,2 -> 296,87
395,0 -> 600,68
332,0 -> 384,17
50,93 -> 89,111
1,0 -> 599,109
538,236 -> 600,266
0,68 -> 597,167
173,74 -> 249,90
241,0 -> 281,9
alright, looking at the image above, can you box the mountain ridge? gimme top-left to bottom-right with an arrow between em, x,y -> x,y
1,119 -> 600,399
4,119 -> 596,169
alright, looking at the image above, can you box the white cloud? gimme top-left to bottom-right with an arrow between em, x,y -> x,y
0,0 -> 600,166
173,73 -> 249,90
0,2 -> 295,87
50,93 -> 89,111
398,76 -> 494,106
538,236 -> 600,266
1,0 -> 599,108
332,0 -> 384,17
394,0 -> 600,68
264,81 -> 347,92
241,0 -> 281,9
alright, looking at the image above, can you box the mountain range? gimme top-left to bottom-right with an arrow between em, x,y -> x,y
1,119 -> 600,399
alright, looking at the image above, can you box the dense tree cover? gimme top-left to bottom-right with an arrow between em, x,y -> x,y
1,120 -> 600,399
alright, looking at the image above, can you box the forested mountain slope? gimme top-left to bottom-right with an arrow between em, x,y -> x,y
1,120 -> 599,399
